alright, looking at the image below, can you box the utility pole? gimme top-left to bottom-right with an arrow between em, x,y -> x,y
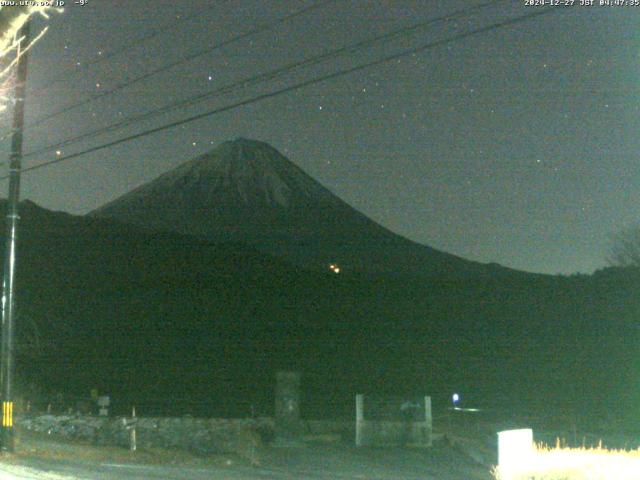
0,20 -> 31,453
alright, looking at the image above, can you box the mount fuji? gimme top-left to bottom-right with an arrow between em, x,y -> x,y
91,138 -> 512,278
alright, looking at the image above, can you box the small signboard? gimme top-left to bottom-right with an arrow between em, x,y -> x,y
97,395 -> 110,416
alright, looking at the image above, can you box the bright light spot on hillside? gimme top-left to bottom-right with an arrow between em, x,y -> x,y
329,263 -> 340,274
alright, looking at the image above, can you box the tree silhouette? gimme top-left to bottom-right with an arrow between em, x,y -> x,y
608,225 -> 640,267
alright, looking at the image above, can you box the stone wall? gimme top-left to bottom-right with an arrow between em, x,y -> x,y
16,414 -> 274,457
302,419 -> 354,439
355,420 -> 432,447
18,414 -> 415,453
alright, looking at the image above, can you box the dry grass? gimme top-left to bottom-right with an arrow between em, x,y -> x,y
493,440 -> 640,480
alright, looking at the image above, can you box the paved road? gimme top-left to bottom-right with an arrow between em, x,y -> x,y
0,460 -> 360,479
0,442 -> 493,479
0,460 -> 290,479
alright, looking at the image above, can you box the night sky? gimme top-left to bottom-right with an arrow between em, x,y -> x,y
1,0 -> 637,275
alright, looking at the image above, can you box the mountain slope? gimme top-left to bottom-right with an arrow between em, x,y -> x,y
0,201 -> 635,424
91,138 -> 510,277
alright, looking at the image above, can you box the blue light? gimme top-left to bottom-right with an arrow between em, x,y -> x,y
452,393 -> 460,404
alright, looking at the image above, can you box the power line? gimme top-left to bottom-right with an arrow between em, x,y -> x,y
22,0 -> 507,159
18,0 -> 336,132
6,6 -> 561,180
29,4 -> 217,93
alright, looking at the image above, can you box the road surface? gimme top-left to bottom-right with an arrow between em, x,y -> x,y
0,442 -> 493,479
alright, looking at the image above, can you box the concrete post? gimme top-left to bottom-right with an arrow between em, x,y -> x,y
424,396 -> 432,447
355,394 -> 364,447
497,428 -> 534,478
275,371 -> 301,443
130,406 -> 137,452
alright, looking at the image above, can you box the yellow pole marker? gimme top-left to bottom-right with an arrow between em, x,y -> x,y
2,401 -> 12,427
